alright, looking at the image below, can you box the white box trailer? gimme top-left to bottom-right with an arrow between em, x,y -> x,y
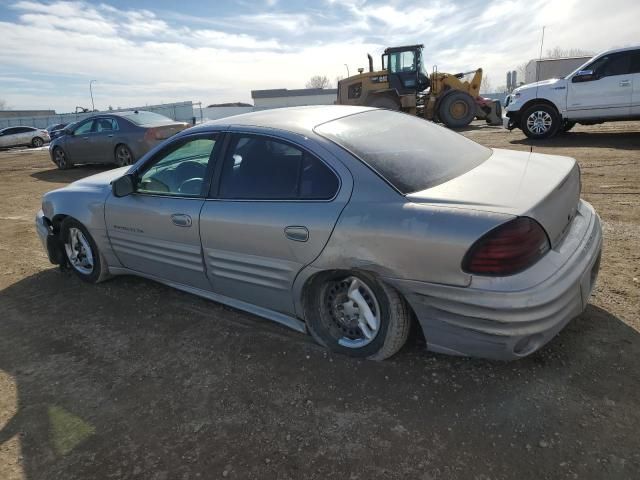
524,56 -> 591,84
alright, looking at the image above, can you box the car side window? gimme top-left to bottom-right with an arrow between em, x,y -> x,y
218,135 -> 339,200
137,136 -> 216,197
74,121 -> 94,135
95,118 -> 117,132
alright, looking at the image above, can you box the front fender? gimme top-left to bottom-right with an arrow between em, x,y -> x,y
41,187 -> 122,269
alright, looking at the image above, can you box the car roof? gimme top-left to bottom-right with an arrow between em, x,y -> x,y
193,105 -> 376,136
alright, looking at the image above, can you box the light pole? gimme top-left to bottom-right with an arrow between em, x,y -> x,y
344,64 -> 350,78
89,80 -> 97,111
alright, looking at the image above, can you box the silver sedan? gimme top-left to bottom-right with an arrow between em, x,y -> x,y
35,106 -> 602,360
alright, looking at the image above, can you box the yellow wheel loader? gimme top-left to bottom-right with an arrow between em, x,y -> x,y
337,44 -> 502,128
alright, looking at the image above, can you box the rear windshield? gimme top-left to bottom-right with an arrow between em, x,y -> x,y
119,111 -> 174,126
315,110 -> 491,194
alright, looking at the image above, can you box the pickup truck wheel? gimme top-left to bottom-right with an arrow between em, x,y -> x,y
521,104 -> 560,139
305,271 -> 410,360
61,218 -> 110,283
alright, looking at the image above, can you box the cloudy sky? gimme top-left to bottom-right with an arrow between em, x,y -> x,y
0,0 -> 638,112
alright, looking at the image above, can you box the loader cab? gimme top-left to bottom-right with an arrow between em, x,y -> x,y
382,45 -> 430,94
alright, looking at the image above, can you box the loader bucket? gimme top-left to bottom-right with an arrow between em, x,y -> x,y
475,98 -> 502,126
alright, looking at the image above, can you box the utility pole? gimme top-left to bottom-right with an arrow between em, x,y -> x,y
89,80 -> 97,111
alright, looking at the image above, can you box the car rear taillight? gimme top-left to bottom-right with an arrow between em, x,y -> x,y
462,217 -> 550,276
144,126 -> 176,141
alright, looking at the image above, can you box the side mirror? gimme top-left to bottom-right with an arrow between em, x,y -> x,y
112,174 -> 135,197
572,70 -> 596,83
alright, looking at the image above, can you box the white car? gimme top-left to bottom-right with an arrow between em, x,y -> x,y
0,126 -> 50,149
504,46 -> 640,138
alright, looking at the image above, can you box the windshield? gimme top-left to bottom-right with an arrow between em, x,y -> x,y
119,111 -> 174,126
315,110 -> 491,194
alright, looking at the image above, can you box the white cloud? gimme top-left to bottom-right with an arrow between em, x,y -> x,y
0,0 -> 639,111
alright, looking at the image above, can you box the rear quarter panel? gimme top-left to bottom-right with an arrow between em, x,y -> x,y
291,140 -> 512,316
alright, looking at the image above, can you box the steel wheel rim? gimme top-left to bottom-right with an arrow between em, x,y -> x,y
117,146 -> 132,166
64,227 -> 94,275
451,100 -> 469,119
526,110 -> 552,134
54,149 -> 66,167
321,276 -> 381,348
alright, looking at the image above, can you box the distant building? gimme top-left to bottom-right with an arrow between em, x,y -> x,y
0,109 -> 55,119
251,88 -> 337,108
524,56 -> 591,84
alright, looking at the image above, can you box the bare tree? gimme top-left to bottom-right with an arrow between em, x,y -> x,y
546,46 -> 595,58
305,75 -> 332,89
0,99 -> 8,110
480,75 -> 493,94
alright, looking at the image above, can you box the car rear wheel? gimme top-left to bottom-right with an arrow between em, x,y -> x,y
115,144 -> 134,167
61,218 -> 109,283
31,137 -> 44,148
521,104 -> 560,139
306,272 -> 411,360
52,147 -> 72,170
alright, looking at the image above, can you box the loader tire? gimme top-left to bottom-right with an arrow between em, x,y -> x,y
438,91 -> 476,128
368,96 -> 400,111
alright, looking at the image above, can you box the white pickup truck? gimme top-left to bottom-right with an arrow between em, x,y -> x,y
504,46 -> 640,138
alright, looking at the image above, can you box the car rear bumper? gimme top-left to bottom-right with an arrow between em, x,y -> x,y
386,200 -> 602,360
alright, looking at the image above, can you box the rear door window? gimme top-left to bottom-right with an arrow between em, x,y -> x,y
217,135 -> 339,200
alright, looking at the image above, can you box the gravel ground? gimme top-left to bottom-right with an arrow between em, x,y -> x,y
0,122 -> 639,480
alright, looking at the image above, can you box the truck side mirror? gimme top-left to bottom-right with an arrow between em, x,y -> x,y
572,70 -> 595,83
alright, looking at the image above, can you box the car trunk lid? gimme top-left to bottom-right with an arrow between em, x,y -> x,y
406,148 -> 581,247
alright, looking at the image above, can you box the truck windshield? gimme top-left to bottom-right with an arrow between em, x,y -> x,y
315,110 -> 491,194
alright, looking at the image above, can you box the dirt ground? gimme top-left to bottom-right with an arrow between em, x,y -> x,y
0,122 -> 639,480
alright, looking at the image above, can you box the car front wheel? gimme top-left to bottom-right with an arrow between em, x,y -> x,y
305,272 -> 411,360
52,147 -> 72,170
61,218 -> 109,283
521,104 -> 560,139
31,137 -> 44,148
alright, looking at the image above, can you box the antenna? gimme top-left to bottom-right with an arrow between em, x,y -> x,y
535,26 -> 546,98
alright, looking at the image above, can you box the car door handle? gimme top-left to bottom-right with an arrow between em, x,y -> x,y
284,226 -> 309,242
108,134 -> 114,137
619,80 -> 631,87
171,214 -> 192,227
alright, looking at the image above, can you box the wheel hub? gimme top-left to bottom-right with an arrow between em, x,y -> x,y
527,111 -> 552,134
64,227 -> 94,275
322,276 -> 381,348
